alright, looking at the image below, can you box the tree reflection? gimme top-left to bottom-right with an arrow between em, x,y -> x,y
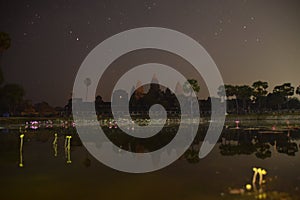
184,144 -> 200,164
219,128 -> 299,159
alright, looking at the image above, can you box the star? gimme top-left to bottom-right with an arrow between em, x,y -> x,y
76,37 -> 79,41
35,13 -> 41,19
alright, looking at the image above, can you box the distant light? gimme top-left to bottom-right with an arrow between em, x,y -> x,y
235,120 -> 240,129
245,184 -> 252,191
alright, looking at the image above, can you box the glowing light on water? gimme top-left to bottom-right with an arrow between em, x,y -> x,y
246,184 -> 252,191
252,167 -> 267,185
235,120 -> 240,129
65,136 -> 72,164
19,134 -> 24,167
53,133 -> 58,157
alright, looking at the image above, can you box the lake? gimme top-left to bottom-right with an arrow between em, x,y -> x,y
0,119 -> 300,200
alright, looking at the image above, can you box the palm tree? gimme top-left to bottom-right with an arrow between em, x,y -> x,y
0,32 -> 11,85
183,79 -> 200,116
84,77 -> 91,101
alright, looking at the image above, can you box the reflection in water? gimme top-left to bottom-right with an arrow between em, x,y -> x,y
258,168 -> 267,185
52,133 -> 58,157
19,133 -> 24,168
252,167 -> 267,185
229,167 -> 294,200
252,167 -> 259,184
251,183 -> 267,200
65,135 -> 72,164
1,122 -> 299,199
219,128 -> 299,158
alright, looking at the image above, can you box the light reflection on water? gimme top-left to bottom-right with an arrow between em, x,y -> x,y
0,123 -> 300,200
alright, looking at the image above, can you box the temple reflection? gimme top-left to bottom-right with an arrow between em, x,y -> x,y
13,124 -> 300,171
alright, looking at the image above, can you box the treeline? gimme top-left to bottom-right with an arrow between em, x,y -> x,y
0,32 -> 25,115
1,31 -> 300,116
218,81 -> 300,114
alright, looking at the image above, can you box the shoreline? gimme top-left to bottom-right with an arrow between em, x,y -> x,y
0,113 -> 299,126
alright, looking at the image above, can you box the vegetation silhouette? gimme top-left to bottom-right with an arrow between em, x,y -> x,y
0,32 -> 25,116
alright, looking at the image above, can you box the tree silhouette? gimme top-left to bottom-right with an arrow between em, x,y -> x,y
184,146 -> 200,164
273,83 -> 294,109
296,85 -> 300,96
236,85 -> 253,113
252,81 -> 268,112
0,32 -> 12,85
273,83 -> 294,98
0,32 -> 11,56
225,84 -> 239,114
267,92 -> 285,111
0,33 -> 25,115
1,84 -> 25,114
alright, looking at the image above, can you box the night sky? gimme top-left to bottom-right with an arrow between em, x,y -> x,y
1,0 -> 300,106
